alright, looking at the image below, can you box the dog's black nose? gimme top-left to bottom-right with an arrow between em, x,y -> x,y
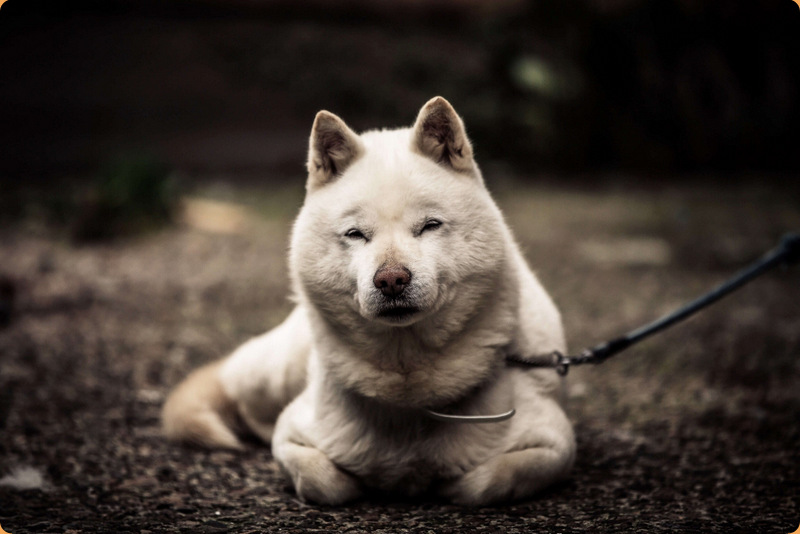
373,264 -> 412,298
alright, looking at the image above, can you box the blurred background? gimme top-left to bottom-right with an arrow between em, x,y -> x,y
2,0 -> 799,239
2,0 -> 799,182
1,1 -> 799,531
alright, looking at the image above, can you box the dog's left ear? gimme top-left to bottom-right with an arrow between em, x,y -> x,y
307,110 -> 364,191
412,97 -> 475,174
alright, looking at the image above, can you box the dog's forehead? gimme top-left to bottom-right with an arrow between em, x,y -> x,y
318,129 -> 464,217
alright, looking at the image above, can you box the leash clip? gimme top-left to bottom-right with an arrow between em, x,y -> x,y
553,348 -> 605,376
552,351 -> 570,376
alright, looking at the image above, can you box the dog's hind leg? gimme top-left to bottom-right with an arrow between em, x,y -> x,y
161,359 -> 244,450
163,306 -> 311,449
218,305 -> 311,443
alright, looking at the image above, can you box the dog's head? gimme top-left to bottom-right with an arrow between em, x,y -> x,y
290,97 -> 508,332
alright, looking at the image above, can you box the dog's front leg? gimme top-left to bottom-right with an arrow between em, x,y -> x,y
272,396 -> 362,505
440,394 -> 575,505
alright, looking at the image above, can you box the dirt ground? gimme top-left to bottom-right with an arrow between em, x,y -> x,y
1,178 -> 799,533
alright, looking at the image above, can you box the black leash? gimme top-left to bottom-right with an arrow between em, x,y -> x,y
507,233 -> 800,376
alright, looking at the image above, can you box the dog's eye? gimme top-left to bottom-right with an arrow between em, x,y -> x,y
344,228 -> 366,240
421,219 -> 442,233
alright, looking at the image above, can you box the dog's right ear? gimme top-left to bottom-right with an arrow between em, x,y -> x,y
307,111 -> 363,191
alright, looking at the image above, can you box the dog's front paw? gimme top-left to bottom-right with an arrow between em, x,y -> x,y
440,445 -> 573,505
439,461 -> 503,505
279,442 -> 362,505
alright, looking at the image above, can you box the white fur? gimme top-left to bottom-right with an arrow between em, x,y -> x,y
163,97 -> 575,505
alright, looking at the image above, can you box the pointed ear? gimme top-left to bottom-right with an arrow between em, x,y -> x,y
412,97 -> 475,173
307,110 -> 363,190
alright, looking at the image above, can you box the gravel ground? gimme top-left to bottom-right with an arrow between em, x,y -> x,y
1,180 -> 799,533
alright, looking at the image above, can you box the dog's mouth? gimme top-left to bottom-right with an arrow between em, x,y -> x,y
364,286 -> 433,326
376,305 -> 421,322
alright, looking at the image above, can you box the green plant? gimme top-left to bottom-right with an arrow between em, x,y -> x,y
71,153 -> 178,242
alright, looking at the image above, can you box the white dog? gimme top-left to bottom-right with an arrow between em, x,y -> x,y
163,97 -> 575,505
